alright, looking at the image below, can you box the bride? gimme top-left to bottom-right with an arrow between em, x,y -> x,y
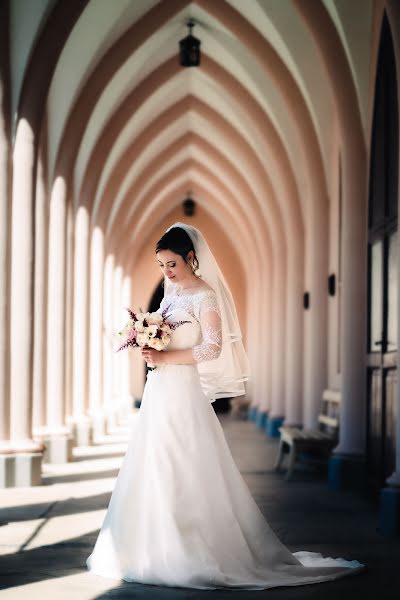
86,222 -> 366,590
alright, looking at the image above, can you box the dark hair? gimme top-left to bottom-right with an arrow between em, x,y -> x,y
156,227 -> 200,276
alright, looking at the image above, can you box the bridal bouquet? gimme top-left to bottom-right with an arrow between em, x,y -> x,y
115,305 -> 190,370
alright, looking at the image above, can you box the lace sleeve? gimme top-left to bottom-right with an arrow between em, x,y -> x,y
156,295 -> 169,314
192,290 -> 222,363
156,298 -> 164,314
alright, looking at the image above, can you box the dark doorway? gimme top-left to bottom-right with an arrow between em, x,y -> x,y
366,13 -> 399,495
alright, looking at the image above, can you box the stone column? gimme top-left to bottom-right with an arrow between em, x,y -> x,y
71,206 -> 92,446
284,253 -> 304,426
303,208 -> 328,430
65,200 -> 74,423
293,0 -> 367,492
7,118 -> 43,485
0,2 -> 13,487
43,176 -> 73,462
245,288 -> 258,419
112,264 -> 123,420
266,255 -> 287,436
32,129 -> 48,437
247,268 -> 265,422
0,1 -> 10,448
328,149 -> 368,490
119,273 -> 133,420
103,253 -> 116,431
251,263 -> 270,428
89,226 -> 105,437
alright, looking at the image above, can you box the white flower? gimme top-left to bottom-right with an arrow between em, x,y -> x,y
136,332 -> 149,346
148,337 -> 164,351
145,324 -> 158,338
134,321 -> 145,333
146,313 -> 163,326
119,326 -> 131,341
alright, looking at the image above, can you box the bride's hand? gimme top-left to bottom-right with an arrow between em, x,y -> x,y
140,346 -> 165,366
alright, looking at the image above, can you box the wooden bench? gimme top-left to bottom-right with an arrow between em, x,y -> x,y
274,390 -> 340,481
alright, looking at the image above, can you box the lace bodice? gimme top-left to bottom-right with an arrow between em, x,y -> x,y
157,286 -> 222,363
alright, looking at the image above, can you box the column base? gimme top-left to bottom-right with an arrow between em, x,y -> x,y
0,452 -> 42,488
91,414 -> 106,439
247,405 -> 258,422
106,413 -> 118,433
116,402 -> 131,425
378,486 -> 400,537
266,415 -> 284,438
255,410 -> 268,429
42,434 -> 74,464
71,419 -> 93,447
328,453 -> 367,491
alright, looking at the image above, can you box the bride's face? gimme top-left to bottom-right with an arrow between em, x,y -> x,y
157,249 -> 193,283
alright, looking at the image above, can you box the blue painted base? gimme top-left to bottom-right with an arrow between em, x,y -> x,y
378,486 -> 400,537
264,414 -> 270,436
328,454 -> 367,491
266,416 -> 284,438
255,410 -> 267,429
247,406 -> 258,422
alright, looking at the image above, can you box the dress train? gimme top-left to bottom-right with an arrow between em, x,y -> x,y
86,364 -> 365,590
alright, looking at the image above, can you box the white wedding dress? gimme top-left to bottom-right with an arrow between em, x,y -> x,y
86,287 -> 365,590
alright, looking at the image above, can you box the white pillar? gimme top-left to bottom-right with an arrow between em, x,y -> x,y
8,119 -> 42,484
333,161 -> 367,456
303,208 -> 328,429
32,139 -> 48,436
254,272 -> 272,428
244,263 -> 265,422
103,253 -> 116,431
65,200 -> 74,423
112,264 -> 123,420
43,177 -> 73,462
328,145 -> 368,492
267,254 -> 287,436
89,226 -> 105,437
284,252 -> 304,425
261,281 -> 271,415
0,45 -> 10,446
71,206 -> 92,446
245,289 -> 257,414
120,274 -> 132,419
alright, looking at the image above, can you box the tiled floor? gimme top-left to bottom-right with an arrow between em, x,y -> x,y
0,411 -> 399,599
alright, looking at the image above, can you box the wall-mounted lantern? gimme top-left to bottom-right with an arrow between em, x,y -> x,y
328,273 -> 336,296
179,19 -> 201,67
183,193 -> 196,216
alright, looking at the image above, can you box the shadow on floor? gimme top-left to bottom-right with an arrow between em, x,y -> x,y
72,451 -> 126,463
42,468 -> 120,485
1,417 -> 399,599
0,491 -> 113,524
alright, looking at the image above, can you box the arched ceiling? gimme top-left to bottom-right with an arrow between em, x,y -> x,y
12,0 -> 373,264
9,0 -> 56,127
323,0 -> 373,133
